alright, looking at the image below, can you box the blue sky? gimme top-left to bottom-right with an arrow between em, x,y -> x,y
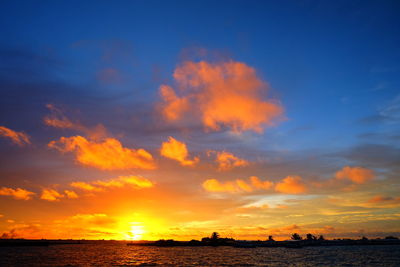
2,0 -> 398,151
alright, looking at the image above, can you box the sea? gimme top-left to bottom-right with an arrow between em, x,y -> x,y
1,243 -> 399,266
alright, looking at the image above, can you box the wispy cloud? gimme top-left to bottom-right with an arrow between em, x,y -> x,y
71,175 -> 154,192
159,60 -> 284,133
160,136 -> 199,166
365,195 -> 400,208
368,195 -> 399,203
93,175 -> 154,189
44,104 -> 107,140
0,126 -> 30,146
379,94 -> 400,123
70,182 -> 103,192
43,104 -> 77,129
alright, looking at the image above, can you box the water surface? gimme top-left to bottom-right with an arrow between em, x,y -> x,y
1,243 -> 399,266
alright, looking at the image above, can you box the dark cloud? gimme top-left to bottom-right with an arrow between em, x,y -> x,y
0,46 -> 64,80
357,114 -> 387,125
357,132 -> 400,142
340,144 -> 400,170
358,95 -> 400,125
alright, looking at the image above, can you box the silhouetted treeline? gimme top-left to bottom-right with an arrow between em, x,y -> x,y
1,232 -> 399,248
127,232 -> 400,248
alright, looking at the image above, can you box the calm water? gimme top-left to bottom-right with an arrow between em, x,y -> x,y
1,244 -> 399,266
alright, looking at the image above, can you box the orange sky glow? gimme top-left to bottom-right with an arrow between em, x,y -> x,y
0,58 -> 399,241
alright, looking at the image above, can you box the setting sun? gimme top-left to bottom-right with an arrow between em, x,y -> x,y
127,224 -> 145,241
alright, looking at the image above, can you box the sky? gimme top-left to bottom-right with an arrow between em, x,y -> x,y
0,0 -> 399,241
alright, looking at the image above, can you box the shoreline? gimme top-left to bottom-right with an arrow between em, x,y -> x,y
1,238 -> 400,248
128,238 -> 400,248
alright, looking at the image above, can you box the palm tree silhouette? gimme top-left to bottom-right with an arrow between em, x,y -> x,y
291,233 -> 302,240
211,232 -> 220,240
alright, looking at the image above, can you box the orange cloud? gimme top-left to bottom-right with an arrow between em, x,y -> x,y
335,166 -> 375,184
0,126 -> 30,146
117,176 -> 154,188
48,135 -> 156,170
40,189 -> 64,202
203,176 -> 273,193
236,179 -> 253,192
209,151 -> 249,171
250,176 -> 273,190
93,175 -> 154,189
70,182 -> 104,192
159,85 -> 189,121
202,178 -> 237,193
159,60 -> 284,133
71,175 -> 154,192
0,187 -> 35,200
64,190 -> 79,199
160,136 -> 199,166
275,176 -> 306,194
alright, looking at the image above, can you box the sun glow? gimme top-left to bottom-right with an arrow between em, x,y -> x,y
116,214 -> 165,241
126,223 -> 145,240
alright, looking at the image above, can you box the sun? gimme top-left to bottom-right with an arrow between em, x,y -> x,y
126,224 -> 145,240
119,214 -> 164,241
